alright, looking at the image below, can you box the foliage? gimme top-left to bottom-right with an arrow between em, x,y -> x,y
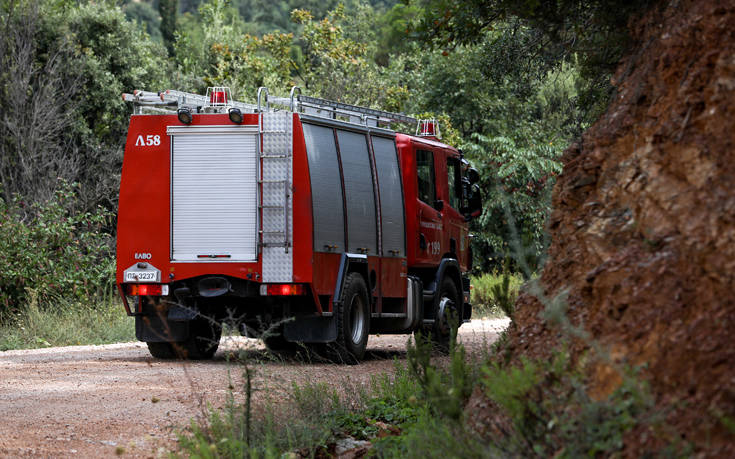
175,360 -> 425,457
471,271 -> 522,318
0,0 -> 169,208
291,4 -> 410,110
123,1 -> 162,42
0,182 -> 115,319
414,26 -> 584,141
176,332 -> 681,458
409,0 -> 654,124
174,0 -> 294,96
159,0 -> 178,55
480,351 -> 661,457
490,263 -> 516,318
464,134 -> 562,272
407,332 -> 476,421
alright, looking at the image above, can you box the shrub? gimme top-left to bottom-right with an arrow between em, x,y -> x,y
481,350 -> 665,457
0,182 -> 114,319
471,270 -> 523,317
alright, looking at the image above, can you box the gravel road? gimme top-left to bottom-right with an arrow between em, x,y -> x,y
0,318 -> 508,458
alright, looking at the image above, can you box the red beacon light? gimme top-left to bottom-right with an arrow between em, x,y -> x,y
417,118 -> 441,138
206,86 -> 230,106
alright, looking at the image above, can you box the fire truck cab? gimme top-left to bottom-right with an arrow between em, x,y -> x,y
116,87 -> 482,361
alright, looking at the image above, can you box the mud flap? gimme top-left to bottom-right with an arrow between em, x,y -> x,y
283,315 -> 337,343
135,315 -> 189,342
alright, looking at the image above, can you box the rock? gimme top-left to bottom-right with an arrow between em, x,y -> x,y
334,436 -> 371,458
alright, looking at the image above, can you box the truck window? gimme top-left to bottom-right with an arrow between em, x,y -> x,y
372,135 -> 405,257
416,150 -> 435,205
303,123 -> 345,252
447,157 -> 462,210
337,130 -> 378,255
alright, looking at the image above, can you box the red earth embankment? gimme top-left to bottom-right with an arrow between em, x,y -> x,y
501,0 -> 735,454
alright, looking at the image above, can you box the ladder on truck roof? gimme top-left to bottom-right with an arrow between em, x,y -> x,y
123,86 -> 417,130
262,87 -> 417,128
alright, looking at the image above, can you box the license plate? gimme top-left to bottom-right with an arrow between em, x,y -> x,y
124,271 -> 158,282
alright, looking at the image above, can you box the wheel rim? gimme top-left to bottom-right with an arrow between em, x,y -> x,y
349,293 -> 365,344
437,296 -> 454,335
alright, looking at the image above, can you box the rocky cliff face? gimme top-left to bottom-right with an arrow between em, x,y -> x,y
507,0 -> 735,453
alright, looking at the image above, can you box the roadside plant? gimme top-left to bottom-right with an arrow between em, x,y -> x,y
0,181 -> 114,320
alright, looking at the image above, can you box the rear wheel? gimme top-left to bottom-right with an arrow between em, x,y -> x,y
146,342 -> 177,359
177,317 -> 222,359
334,272 -> 370,363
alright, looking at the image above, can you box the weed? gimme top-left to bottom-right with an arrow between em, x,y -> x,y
489,257 -> 517,318
0,292 -> 133,350
480,350 -> 663,457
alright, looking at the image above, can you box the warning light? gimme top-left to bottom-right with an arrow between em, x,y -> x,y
210,90 -> 227,105
417,119 -> 441,138
206,86 -> 231,107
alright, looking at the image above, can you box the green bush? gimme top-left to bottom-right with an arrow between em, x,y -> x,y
471,271 -> 523,317
0,182 -> 114,319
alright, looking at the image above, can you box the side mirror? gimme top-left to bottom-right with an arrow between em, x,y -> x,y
433,199 -> 444,212
464,184 -> 483,221
467,168 -> 480,185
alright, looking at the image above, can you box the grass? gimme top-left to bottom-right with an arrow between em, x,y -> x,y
176,332 -> 686,458
470,271 -> 524,318
0,292 -> 134,351
176,360 -> 427,458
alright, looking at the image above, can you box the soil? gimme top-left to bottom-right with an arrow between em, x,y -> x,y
494,0 -> 735,455
0,318 -> 508,458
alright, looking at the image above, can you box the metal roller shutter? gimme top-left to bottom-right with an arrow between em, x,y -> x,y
170,127 -> 258,262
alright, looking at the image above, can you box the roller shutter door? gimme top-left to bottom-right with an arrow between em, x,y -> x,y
170,128 -> 258,262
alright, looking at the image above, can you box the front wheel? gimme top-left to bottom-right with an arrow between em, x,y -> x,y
425,277 -> 460,353
334,272 -> 370,363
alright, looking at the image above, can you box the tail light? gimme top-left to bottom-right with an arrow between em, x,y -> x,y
125,284 -> 169,296
259,284 -> 306,296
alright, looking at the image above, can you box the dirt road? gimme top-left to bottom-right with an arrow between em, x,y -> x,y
0,319 -> 508,458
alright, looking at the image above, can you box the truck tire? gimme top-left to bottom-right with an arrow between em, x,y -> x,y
146,342 -> 177,359
145,317 -> 221,360
178,317 -> 221,359
427,277 -> 460,353
335,272 -> 370,363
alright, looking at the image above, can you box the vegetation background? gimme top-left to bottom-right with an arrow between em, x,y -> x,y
0,0 -> 606,327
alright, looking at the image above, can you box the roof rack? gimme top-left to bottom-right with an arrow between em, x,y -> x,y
122,86 -> 417,130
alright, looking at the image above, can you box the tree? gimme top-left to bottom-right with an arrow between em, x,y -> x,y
0,0 -> 81,204
0,0 -> 169,209
159,0 -> 178,55
409,0 -> 654,124
464,135 -> 562,273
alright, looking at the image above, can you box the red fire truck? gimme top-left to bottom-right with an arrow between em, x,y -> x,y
116,87 -> 482,361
